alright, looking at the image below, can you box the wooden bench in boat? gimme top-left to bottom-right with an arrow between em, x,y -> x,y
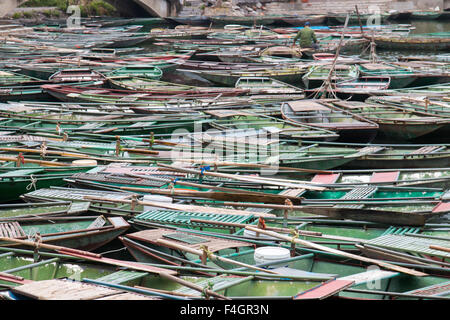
405,146 -> 446,157
365,234 -> 450,260
370,171 -> 400,183
132,209 -> 257,229
95,270 -> 149,285
311,173 -> 341,184
0,222 -> 25,238
334,186 -> 378,209
11,279 -> 159,300
124,228 -> 249,254
293,279 -> 355,300
404,281 -> 450,297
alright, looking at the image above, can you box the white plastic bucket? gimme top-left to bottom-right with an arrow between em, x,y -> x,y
254,246 -> 291,268
143,194 -> 173,212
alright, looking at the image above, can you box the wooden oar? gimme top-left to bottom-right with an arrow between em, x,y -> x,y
245,226 -> 427,277
155,238 -> 279,275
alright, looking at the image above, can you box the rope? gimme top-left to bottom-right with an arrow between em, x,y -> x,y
290,229 -> 299,244
26,174 -> 38,191
284,199 -> 294,211
200,245 -> 214,260
201,281 -> 214,299
258,217 -> 266,229
40,142 -> 47,158
16,153 -> 25,167
199,165 -> 210,183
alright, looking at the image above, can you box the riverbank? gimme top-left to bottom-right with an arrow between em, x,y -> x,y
8,0 -> 117,20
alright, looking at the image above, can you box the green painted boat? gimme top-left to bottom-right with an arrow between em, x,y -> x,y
366,96 -> 450,119
0,70 -> 43,86
107,65 -> 163,80
389,82 -> 450,97
207,110 -> 340,141
182,67 -> 308,87
119,228 -> 450,300
411,11 -> 443,20
331,100 -> 449,141
358,63 -> 418,89
235,77 -> 304,96
370,34 -> 450,51
0,215 -> 130,251
280,99 -> 379,143
0,249 -> 118,287
302,64 -> 359,89
0,201 -> 90,220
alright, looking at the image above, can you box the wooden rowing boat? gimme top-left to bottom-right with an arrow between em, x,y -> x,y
280,99 -> 378,142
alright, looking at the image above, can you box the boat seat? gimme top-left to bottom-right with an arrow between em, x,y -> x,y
370,171 -> 400,183
404,281 -> 450,297
354,146 -> 385,157
365,234 -> 450,259
0,221 -> 25,238
0,169 -> 44,178
431,202 -> 450,213
95,270 -> 148,285
77,122 -> 105,130
408,146 -> 445,155
334,186 -> 378,209
311,173 -> 341,184
294,279 -> 354,300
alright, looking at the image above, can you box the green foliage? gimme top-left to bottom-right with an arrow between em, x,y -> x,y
42,9 -> 63,17
12,12 -> 23,19
19,1 -> 117,17
80,1 -> 117,17
20,0 -> 69,11
22,11 -> 35,18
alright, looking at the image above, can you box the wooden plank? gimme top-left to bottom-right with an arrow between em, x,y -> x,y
311,173 -> 341,184
405,281 -> 450,296
366,234 -> 450,258
12,279 -> 117,300
370,171 -> 400,183
287,100 -> 329,112
294,279 -> 355,300
432,202 -> 450,213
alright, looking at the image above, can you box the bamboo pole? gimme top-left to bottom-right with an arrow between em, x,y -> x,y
0,155 -> 70,167
429,245 -> 450,253
157,163 -> 325,191
244,226 -> 427,277
155,238 -> 279,275
83,195 -> 276,218
188,218 -> 367,243
158,272 -> 231,300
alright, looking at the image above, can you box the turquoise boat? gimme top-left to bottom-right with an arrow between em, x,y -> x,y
107,65 -> 163,80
